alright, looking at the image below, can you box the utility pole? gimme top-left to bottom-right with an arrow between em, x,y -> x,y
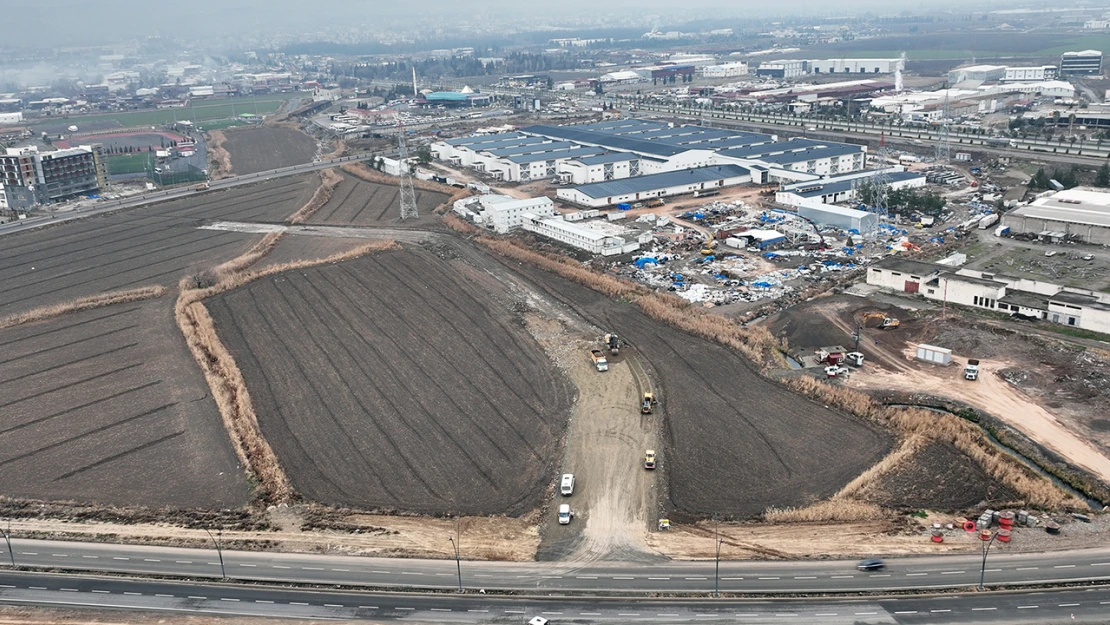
448,516 -> 462,592
936,91 -> 952,164
396,121 -> 419,220
978,530 -> 999,590
205,528 -> 227,579
713,517 -> 722,598
2,520 -> 13,567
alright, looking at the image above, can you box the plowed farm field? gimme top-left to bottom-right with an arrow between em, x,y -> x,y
506,262 -> 893,519
206,247 -> 574,514
0,299 -> 249,507
0,176 -> 316,318
308,173 -> 447,228
221,126 -> 318,175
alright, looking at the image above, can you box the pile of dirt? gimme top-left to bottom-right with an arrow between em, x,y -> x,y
766,294 -> 921,357
863,441 -> 1019,511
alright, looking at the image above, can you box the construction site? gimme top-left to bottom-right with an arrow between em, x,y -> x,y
0,101 -> 1108,574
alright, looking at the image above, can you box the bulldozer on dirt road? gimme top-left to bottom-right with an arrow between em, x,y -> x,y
860,311 -> 900,330
641,392 -> 656,414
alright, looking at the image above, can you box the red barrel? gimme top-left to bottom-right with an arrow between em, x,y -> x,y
997,529 -> 1012,543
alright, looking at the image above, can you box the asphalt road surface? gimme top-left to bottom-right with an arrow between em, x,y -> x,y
1,570 -> 1109,623
0,151 -> 382,237
7,539 -> 1110,595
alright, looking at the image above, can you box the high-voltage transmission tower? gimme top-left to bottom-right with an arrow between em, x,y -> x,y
935,92 -> 952,164
396,122 -> 419,220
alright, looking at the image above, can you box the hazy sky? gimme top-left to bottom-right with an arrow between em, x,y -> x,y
4,0 -> 1002,48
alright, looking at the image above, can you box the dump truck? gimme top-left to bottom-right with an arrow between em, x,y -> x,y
644,450 -> 656,470
646,198 -> 665,208
641,392 -> 656,414
605,333 -> 620,356
965,358 -> 980,381
193,182 -> 210,191
589,349 -> 609,372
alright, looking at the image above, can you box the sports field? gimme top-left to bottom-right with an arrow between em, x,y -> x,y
104,153 -> 155,175
59,94 -> 296,129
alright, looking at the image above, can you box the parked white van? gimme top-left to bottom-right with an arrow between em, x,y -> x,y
558,504 -> 572,524
560,473 -> 575,496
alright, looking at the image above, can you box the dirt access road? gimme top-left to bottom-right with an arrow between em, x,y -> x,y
534,319 -> 661,563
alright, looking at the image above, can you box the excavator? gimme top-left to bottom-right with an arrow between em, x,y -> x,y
605,333 -> 620,356
860,311 -> 900,330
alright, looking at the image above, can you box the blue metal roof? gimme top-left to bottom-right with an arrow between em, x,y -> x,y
487,140 -> 577,157
573,152 -> 640,165
506,147 -> 605,164
754,143 -> 864,166
456,136 -> 549,152
522,124 -> 688,157
445,132 -> 529,146
568,165 -> 750,199
717,138 -> 826,160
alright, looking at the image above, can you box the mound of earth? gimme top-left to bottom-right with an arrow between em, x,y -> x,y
865,441 -> 1019,511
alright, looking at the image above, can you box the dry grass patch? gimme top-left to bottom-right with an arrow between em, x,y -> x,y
0,286 -> 168,330
205,129 -> 232,179
288,168 -> 343,224
175,237 -> 401,503
341,162 -> 453,195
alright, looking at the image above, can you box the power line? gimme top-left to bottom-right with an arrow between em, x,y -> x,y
396,122 -> 419,220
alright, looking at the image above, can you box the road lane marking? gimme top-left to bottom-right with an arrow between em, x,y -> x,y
721,577 -> 743,580
1091,562 -> 1110,566
113,557 -> 129,560
775,613 -> 798,617
360,606 -> 379,610
467,609 -> 487,613
985,568 -> 1001,572
144,559 -> 160,562
290,602 -> 308,606
220,598 -> 239,602
273,566 -> 290,569
1060,603 -> 1080,607
239,564 -> 256,567
658,614 -> 680,617
794,576 -> 816,579
51,554 -> 67,557
372,570 -> 390,574
175,561 -> 192,564
758,577 -> 779,580
188,596 -> 206,600
327,604 -> 346,608
906,573 -> 927,576
303,567 -> 324,571
434,573 -> 452,576
972,607 -> 997,611
869,574 -> 890,577
814,613 -> 837,616
255,600 -> 273,604
1018,605 -> 1039,609
830,575 -> 853,579
1016,567 -> 1039,570
618,613 -> 640,617
82,556 -> 98,559
331,568 -> 349,572
92,590 -> 109,594
685,577 -> 707,580
399,571 -> 421,575
1054,565 -> 1075,568
931,609 -> 951,613
734,614 -> 759,617
940,571 -> 964,574
60,588 -> 77,592
21,552 -> 37,555
580,613 -> 601,616
855,612 -> 877,616
123,592 -> 141,596
577,576 -> 597,579
504,610 -> 525,614
613,576 -> 635,580
894,611 -> 917,614
155,594 -> 174,598
649,577 -> 671,580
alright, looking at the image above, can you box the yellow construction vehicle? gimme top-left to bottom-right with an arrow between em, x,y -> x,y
701,239 -> 718,255
641,392 -> 656,414
860,311 -> 900,330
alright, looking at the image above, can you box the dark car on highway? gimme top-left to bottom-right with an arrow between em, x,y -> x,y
858,558 -> 885,571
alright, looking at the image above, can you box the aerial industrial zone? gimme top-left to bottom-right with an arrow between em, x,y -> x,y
6,2 -> 1110,623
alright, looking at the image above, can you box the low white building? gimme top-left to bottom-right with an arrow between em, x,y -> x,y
556,165 -> 751,208
701,62 -> 749,78
558,153 -> 640,184
520,213 -> 639,255
796,201 -> 880,233
1002,65 -> 1057,82
454,195 -> 555,233
808,58 -> 901,75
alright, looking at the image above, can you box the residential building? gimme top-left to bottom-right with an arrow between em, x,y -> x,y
0,144 -> 103,211
1060,50 -> 1103,75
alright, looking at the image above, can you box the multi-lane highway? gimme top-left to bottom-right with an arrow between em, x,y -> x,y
1,570 -> 1110,623
0,151 -> 380,236
7,538 -> 1110,595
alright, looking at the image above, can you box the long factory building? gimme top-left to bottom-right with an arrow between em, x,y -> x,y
431,119 -> 869,205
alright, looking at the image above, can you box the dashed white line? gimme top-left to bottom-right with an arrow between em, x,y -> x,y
542,612 -> 563,616
830,575 -> 853,579
685,577 -> 707,580
618,613 -> 640,617
255,600 -> 273,604
220,598 -> 240,602
331,568 -> 349,572
984,568 -> 1001,572
1018,605 -> 1039,609
504,610 -> 526,614
328,604 -> 347,608
940,571 -> 964,575
613,576 -> 635,580
397,607 -> 415,611
649,577 -> 671,580
1016,567 -> 1039,571
758,576 -> 780,580
155,594 -> 174,598
906,573 -> 928,576
721,577 -> 744,580
814,613 -> 838,617
188,596 -> 207,600
273,565 -> 290,569
580,613 -> 601,616
21,552 -> 37,555
60,588 -> 77,592
577,576 -> 597,579
658,613 -> 681,617
82,556 -> 98,559
239,564 -> 256,567
144,559 -> 161,562
112,557 -> 129,561
303,567 -> 324,571
855,612 -> 877,616
931,609 -> 951,613
1055,565 -> 1076,569
123,592 -> 141,596
1059,603 -> 1080,607
794,576 -> 816,579
360,606 -> 379,610
1091,562 -> 1110,566
372,570 -> 390,574
894,611 -> 918,614
467,609 -> 488,613
434,573 -> 452,577
734,614 -> 759,618
175,561 -> 192,564
51,554 -> 67,557
775,613 -> 799,617
870,574 -> 890,577
91,590 -> 110,594
972,607 -> 997,611
289,602 -> 308,606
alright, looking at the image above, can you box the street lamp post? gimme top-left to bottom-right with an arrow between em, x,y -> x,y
448,516 -> 462,593
205,528 -> 227,579
978,530 -> 999,590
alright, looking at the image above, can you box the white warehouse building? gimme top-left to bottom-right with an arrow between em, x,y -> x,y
557,165 -> 751,208
701,62 -> 749,78
520,213 -> 640,255
558,152 -> 641,184
453,194 -> 556,233
808,58 -> 901,75
796,201 -> 880,233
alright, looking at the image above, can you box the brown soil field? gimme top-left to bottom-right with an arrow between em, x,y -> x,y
205,246 -> 574,514
862,440 -> 1018,511
0,177 -> 316,318
221,126 -> 317,175
502,262 -> 893,519
0,298 -> 249,507
308,173 -> 447,228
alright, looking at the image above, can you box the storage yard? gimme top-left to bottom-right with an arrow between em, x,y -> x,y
206,247 -> 574,515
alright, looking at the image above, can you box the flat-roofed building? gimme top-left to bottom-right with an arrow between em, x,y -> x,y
1003,187 -> 1110,244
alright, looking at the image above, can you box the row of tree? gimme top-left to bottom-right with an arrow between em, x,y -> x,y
856,179 -> 946,217
1027,164 -> 1110,190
